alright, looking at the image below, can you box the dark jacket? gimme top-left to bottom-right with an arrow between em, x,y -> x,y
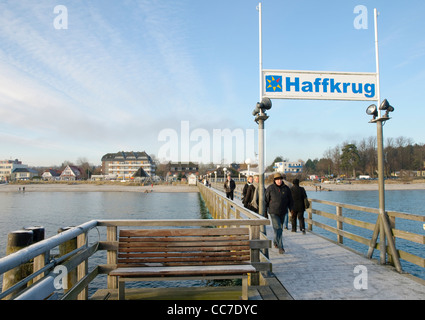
265,182 -> 293,215
243,183 -> 259,211
242,182 -> 251,202
290,184 -> 307,212
224,179 -> 236,193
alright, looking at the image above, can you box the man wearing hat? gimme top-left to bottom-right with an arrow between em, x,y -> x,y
265,172 -> 294,254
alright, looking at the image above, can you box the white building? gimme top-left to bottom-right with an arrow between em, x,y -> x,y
0,159 -> 28,181
101,151 -> 156,180
274,160 -> 304,175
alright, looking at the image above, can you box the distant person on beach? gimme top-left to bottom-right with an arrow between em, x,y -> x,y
242,175 -> 253,206
265,173 -> 293,254
290,179 -> 308,233
224,174 -> 235,200
243,175 -> 259,213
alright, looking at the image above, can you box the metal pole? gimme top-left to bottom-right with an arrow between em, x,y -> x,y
373,9 -> 402,271
257,2 -> 265,219
258,2 -> 263,100
374,7 -> 386,264
374,9 -> 381,118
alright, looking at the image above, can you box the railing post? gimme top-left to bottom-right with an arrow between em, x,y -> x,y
388,213 -> 396,266
107,226 -> 118,289
225,201 -> 231,220
336,206 -> 343,244
249,225 -> 260,286
76,232 -> 88,300
58,227 -> 77,292
307,204 -> 313,231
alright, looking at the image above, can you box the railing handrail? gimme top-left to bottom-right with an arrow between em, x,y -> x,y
0,220 -> 98,275
97,218 -> 269,227
310,198 -> 425,222
306,198 -> 425,276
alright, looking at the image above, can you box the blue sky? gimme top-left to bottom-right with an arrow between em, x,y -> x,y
0,0 -> 424,168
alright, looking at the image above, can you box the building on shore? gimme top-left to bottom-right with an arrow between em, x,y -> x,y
60,165 -> 82,181
0,159 -> 29,182
101,151 -> 156,181
165,162 -> 199,182
274,160 -> 304,175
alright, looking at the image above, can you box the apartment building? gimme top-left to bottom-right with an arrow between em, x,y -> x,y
101,151 -> 156,180
274,160 -> 304,175
0,159 -> 28,181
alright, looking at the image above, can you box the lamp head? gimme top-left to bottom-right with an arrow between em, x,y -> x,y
366,104 -> 378,119
252,103 -> 261,116
379,99 -> 395,117
260,97 -> 272,110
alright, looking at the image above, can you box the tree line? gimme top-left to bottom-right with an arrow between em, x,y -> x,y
303,136 -> 425,178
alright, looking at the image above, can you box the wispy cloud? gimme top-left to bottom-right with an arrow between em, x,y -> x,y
0,1 -> 213,164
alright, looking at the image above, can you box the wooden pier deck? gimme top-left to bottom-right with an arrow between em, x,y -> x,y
265,225 -> 425,300
209,185 -> 425,300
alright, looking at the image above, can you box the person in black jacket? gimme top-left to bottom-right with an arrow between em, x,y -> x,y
265,173 -> 294,254
242,175 -> 253,207
244,175 -> 259,213
224,174 -> 236,200
290,179 -> 308,233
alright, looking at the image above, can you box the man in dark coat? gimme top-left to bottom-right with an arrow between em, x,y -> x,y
265,172 -> 294,254
242,175 -> 253,207
244,175 -> 259,213
224,174 -> 236,200
290,179 -> 308,233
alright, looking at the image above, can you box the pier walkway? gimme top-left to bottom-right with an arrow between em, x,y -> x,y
210,185 -> 425,300
266,225 -> 425,299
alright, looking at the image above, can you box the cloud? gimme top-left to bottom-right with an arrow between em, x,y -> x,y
0,1 -> 216,165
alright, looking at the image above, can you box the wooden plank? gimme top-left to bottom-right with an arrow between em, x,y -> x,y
120,235 -> 250,242
118,256 -> 250,265
118,245 -> 251,253
118,251 -> 250,259
119,227 -> 250,237
118,240 -> 250,248
110,265 -> 256,277
256,286 -> 278,300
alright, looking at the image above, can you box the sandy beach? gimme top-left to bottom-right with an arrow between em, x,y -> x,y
1,181 -> 424,193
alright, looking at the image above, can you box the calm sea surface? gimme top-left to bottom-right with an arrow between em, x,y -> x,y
0,189 -> 424,294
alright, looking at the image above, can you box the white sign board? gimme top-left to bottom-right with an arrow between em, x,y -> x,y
263,70 -> 377,101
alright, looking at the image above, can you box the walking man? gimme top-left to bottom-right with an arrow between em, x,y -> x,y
224,174 -> 236,200
290,179 -> 308,233
265,173 -> 293,254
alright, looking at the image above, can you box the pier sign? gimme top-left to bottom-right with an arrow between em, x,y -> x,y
263,70 -> 377,101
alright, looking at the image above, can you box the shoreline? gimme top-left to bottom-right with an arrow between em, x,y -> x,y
0,183 -> 199,193
301,181 -> 425,192
1,181 -> 424,192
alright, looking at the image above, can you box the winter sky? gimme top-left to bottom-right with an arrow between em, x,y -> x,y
1,0 -> 424,167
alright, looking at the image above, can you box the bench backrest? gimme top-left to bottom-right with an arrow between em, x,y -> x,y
117,228 -> 251,267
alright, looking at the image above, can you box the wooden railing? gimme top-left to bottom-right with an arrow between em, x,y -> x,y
307,198 -> 425,272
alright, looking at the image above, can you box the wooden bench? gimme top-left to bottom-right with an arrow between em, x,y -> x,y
109,227 -> 257,300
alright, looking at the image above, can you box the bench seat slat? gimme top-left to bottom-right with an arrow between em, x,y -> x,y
110,265 -> 256,277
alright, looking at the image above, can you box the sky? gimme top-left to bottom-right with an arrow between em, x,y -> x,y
0,0 -> 424,168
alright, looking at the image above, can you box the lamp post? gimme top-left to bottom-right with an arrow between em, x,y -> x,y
366,99 -> 401,272
252,97 -> 272,218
